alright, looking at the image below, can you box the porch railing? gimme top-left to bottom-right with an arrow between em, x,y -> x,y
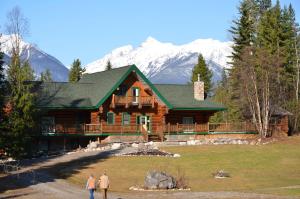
112,95 -> 155,108
41,122 -> 258,135
85,124 -> 143,134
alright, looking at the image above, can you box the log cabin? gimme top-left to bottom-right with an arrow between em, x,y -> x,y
36,64 -> 259,149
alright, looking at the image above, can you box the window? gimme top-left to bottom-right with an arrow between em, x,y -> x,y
117,84 -> 127,96
136,115 -> 141,124
122,112 -> 131,125
41,116 -> 55,134
107,112 -> 115,125
182,117 -> 194,124
132,87 -> 139,103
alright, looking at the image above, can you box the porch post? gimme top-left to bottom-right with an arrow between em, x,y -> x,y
207,122 -> 210,132
112,94 -> 115,108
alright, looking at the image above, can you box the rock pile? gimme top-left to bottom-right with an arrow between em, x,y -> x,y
84,142 -> 122,152
144,171 -> 177,189
179,138 -> 262,146
121,148 -> 175,157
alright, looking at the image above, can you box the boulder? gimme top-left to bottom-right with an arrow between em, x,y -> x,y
111,143 -> 121,150
87,141 -> 98,149
173,153 -> 181,158
187,140 -> 196,145
131,143 -> 139,148
144,171 -> 176,189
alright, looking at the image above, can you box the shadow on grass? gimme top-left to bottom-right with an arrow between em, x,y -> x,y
0,149 -> 121,194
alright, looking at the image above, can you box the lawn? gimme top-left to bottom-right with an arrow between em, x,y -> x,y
58,136 -> 300,196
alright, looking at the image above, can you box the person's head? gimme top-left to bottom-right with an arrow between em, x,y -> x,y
103,170 -> 107,175
90,174 -> 94,178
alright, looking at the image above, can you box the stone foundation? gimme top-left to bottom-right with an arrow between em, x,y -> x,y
101,135 -> 145,143
165,133 -> 258,142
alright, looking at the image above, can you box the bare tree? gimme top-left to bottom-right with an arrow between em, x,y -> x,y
293,30 -> 300,131
238,47 -> 281,137
5,6 -> 29,58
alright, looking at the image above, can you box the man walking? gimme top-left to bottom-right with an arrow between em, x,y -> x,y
86,174 -> 96,199
98,171 -> 110,199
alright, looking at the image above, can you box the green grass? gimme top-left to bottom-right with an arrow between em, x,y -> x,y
59,136 -> 300,196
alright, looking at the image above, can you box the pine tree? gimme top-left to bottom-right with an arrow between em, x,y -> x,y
0,37 -> 5,114
40,69 -> 53,82
3,6 -> 37,158
6,56 -> 36,157
69,59 -> 85,82
229,0 -> 257,62
191,54 -> 212,94
256,0 -> 272,14
210,69 -> 242,123
105,60 -> 112,71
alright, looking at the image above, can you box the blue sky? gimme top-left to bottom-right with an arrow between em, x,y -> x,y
0,0 -> 299,67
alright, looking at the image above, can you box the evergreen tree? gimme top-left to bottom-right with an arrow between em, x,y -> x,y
256,0 -> 272,14
191,54 -> 213,94
40,69 -> 53,82
229,0 -> 257,62
2,6 -> 37,158
105,60 -> 112,70
210,69 -> 242,123
69,59 -> 85,82
6,56 -> 36,157
0,37 -> 5,115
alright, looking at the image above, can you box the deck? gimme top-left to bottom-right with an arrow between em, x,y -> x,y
41,122 -> 258,137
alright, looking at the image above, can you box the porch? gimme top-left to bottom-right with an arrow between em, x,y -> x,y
41,122 -> 259,141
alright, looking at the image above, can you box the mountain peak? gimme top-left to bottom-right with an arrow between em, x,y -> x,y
85,37 -> 232,84
141,36 -> 161,47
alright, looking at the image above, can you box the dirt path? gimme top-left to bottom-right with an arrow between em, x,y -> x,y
0,150 -> 299,199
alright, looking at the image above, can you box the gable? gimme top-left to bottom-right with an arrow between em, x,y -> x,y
37,65 -> 172,109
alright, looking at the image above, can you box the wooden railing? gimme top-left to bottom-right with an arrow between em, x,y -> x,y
208,122 -> 256,132
41,122 -> 258,136
112,95 -> 155,108
41,124 -> 85,134
85,124 -> 143,134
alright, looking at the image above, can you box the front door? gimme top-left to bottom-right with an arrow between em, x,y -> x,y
139,115 -> 151,133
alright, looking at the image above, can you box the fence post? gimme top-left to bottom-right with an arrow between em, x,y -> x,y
100,121 -> 103,134
195,122 -> 197,132
176,123 -> 179,134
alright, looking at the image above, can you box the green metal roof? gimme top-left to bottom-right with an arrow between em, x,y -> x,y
154,84 -> 226,110
36,65 -> 225,111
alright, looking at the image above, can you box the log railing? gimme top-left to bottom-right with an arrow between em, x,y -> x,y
85,124 -> 143,134
41,122 -> 258,136
112,95 -> 155,108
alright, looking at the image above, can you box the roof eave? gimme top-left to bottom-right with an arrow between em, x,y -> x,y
172,107 -> 227,111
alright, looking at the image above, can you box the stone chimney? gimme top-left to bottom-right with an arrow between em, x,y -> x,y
194,74 -> 204,101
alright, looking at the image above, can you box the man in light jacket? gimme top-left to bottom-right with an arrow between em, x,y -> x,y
86,174 -> 96,199
98,171 -> 110,199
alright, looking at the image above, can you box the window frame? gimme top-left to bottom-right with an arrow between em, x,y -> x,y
182,116 -> 194,124
107,112 -> 115,125
122,112 -> 131,125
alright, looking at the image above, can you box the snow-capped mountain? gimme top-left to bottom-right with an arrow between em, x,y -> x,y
85,37 -> 233,84
0,34 -> 69,81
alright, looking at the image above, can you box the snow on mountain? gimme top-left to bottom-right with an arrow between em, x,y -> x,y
85,36 -> 233,84
0,34 -> 69,81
